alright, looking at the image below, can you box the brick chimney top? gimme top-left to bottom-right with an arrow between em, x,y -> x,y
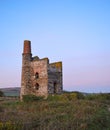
23,40 -> 31,54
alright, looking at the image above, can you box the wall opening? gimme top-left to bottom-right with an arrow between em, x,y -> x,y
35,72 -> 39,79
53,82 -> 57,93
34,83 -> 39,90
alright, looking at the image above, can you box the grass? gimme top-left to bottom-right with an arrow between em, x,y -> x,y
0,92 -> 110,130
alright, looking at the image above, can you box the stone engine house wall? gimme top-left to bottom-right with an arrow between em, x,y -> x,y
48,62 -> 62,94
20,40 -> 63,99
30,58 -> 48,96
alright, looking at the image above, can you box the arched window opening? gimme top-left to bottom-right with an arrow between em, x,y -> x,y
35,72 -> 39,79
53,82 -> 57,93
34,83 -> 39,90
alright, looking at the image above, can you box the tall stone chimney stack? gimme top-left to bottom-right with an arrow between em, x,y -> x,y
20,40 -> 32,100
23,40 -> 31,54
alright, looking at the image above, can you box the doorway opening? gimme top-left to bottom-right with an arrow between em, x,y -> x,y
53,82 -> 57,93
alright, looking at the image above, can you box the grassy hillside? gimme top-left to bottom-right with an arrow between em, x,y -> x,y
0,92 -> 110,130
0,87 -> 20,96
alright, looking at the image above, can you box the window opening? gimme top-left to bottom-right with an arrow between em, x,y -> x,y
34,83 -> 39,90
35,72 -> 39,79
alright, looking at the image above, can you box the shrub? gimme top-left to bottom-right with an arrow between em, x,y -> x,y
47,92 -> 85,102
22,94 -> 44,102
98,93 -> 110,100
86,93 -> 110,101
87,108 -> 110,129
65,91 -> 85,101
47,94 -> 67,102
47,93 -> 74,102
0,121 -> 23,130
85,94 -> 97,100
0,90 -> 4,97
71,91 -> 85,99
0,106 -> 4,112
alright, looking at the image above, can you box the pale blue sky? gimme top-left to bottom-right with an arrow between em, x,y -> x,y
0,0 -> 110,92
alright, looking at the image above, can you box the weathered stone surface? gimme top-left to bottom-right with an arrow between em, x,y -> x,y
20,40 -> 63,100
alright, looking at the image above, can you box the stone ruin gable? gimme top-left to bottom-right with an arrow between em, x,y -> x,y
48,62 -> 63,94
30,57 -> 49,97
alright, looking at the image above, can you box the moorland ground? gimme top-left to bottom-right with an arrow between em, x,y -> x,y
0,91 -> 110,130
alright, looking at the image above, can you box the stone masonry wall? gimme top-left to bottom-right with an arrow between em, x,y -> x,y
30,58 -> 49,97
20,54 -> 32,99
48,62 -> 62,94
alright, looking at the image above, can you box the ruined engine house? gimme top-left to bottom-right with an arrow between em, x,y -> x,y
20,40 -> 63,99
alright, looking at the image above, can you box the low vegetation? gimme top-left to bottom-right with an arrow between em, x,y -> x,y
0,90 -> 4,97
0,92 -> 110,130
